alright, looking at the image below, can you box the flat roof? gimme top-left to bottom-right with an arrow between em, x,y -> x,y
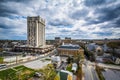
58,44 -> 80,50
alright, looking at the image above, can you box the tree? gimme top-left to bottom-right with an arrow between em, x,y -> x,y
39,64 -> 57,80
107,42 -> 120,56
67,56 -> 73,64
107,42 -> 119,49
74,53 -> 81,67
0,57 -> 4,63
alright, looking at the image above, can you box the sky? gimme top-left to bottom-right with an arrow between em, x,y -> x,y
0,0 -> 120,40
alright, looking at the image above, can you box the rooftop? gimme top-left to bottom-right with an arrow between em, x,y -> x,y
58,44 -> 80,50
55,70 -> 73,80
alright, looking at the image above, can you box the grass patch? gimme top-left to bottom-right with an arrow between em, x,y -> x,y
0,65 -> 35,80
14,65 -> 33,71
0,68 -> 17,80
95,66 -> 105,80
66,64 -> 72,72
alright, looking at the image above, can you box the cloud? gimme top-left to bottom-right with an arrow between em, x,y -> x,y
95,5 -> 120,22
92,32 -> 113,36
69,9 -> 88,20
48,18 -> 73,27
84,0 -> 115,7
0,0 -> 120,40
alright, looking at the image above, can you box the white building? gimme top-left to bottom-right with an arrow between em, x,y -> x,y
27,16 -> 45,47
51,56 -> 61,68
72,63 -> 77,72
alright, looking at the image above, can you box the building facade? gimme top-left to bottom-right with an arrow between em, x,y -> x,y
27,16 -> 45,47
57,44 -> 84,56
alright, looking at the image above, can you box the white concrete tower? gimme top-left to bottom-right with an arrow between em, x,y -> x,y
27,16 -> 45,47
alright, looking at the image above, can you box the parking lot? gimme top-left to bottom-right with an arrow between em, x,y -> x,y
23,59 -> 51,69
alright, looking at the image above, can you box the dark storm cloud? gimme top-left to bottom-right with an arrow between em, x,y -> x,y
0,1 -> 17,17
0,5 -> 18,17
69,9 -> 88,20
84,0 -> 115,7
84,0 -> 105,7
84,0 -> 120,28
0,24 -> 10,29
114,18 -> 120,27
59,29 -> 70,33
0,22 -> 17,29
95,5 -> 120,22
84,17 -> 101,25
0,0 -> 119,39
93,32 -> 112,36
0,0 -> 31,17
0,0 -> 28,3
48,19 -> 72,27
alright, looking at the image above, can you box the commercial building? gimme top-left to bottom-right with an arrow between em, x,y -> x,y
55,37 -> 61,43
27,16 -> 45,47
14,16 -> 54,54
65,37 -> 71,40
14,45 -> 54,54
57,44 -> 84,56
63,37 -> 72,44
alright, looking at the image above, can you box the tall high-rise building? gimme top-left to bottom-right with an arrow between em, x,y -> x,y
27,16 -> 45,47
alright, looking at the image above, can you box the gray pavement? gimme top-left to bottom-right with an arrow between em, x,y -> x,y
102,69 -> 120,80
83,64 -> 94,80
0,49 -> 55,71
82,60 -> 99,80
83,58 -> 120,80
90,66 -> 99,80
23,59 -> 51,69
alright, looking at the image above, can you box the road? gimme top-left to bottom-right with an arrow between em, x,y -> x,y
83,59 -> 99,80
102,69 -> 120,80
83,58 -> 120,80
87,61 -> 120,70
90,66 -> 99,80
82,64 -> 99,80
0,49 -> 55,71
83,64 -> 93,80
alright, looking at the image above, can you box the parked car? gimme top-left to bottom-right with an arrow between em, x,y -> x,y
72,63 -> 77,73
0,64 -> 6,69
34,72 -> 42,77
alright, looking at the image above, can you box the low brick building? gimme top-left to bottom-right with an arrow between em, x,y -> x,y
57,44 -> 84,56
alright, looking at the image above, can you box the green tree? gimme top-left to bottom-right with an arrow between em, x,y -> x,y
67,56 -> 73,64
107,42 -> 120,56
39,64 -> 57,80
